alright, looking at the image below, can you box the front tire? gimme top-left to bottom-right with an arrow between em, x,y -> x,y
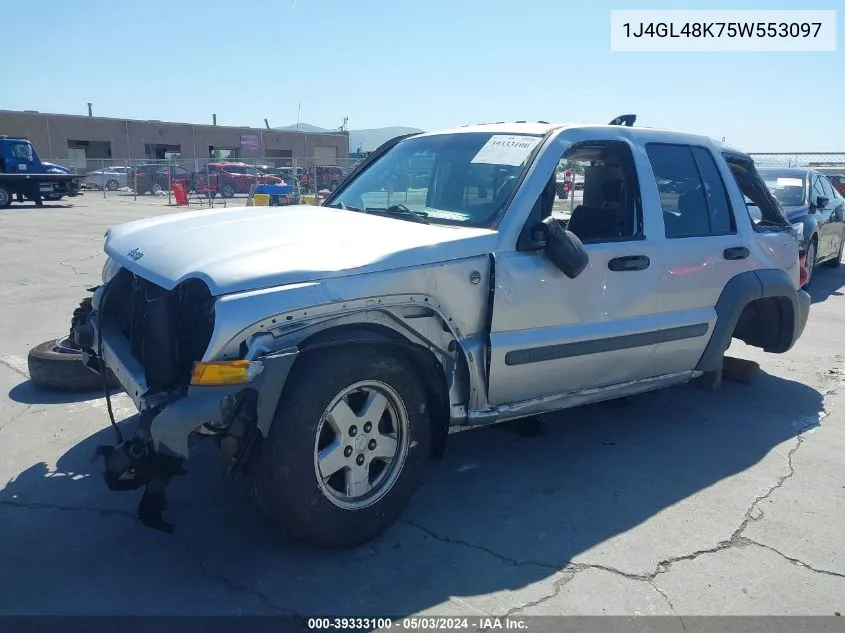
106,179 -> 119,191
250,347 -> 431,549
0,186 -> 12,209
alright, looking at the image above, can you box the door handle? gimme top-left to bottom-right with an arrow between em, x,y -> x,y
608,255 -> 650,272
723,246 -> 749,260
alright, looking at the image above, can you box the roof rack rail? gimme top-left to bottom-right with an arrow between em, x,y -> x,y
608,114 -> 636,127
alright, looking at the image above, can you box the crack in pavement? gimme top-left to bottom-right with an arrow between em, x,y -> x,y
0,499 -> 136,520
0,405 -> 32,432
0,356 -> 28,378
58,261 -> 86,276
1,496 -> 308,623
648,580 -> 687,627
402,420 -> 834,616
500,569 -> 576,619
400,520 -> 557,571
744,538 -> 845,579
176,537 -> 308,623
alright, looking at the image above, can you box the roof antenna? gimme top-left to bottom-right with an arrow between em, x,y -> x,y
609,114 -> 636,127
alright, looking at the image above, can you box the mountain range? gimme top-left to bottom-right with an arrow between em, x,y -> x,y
275,124 -> 424,152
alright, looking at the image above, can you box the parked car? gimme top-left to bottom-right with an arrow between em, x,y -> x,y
756,168 -> 845,286
85,166 -> 131,191
199,162 -> 282,198
255,165 -> 294,182
255,165 -> 309,188
126,164 -> 195,194
827,173 -> 845,197
299,164 -> 346,191
35,121 -> 810,549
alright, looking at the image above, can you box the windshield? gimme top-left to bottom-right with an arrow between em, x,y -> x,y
328,132 -> 543,227
11,142 -> 34,163
758,171 -> 807,207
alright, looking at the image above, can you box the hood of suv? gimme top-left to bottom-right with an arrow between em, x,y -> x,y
105,205 -> 497,295
782,205 -> 810,222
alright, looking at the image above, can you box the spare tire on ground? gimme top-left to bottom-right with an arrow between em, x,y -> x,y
27,338 -> 120,393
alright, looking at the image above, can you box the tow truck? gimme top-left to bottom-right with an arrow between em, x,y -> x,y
0,136 -> 83,208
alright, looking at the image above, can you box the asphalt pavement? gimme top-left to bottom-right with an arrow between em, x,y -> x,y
1,194 -> 843,621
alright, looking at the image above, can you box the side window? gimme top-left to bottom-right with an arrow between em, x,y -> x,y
646,144 -> 735,238
690,147 -> 736,234
819,175 -> 835,203
812,176 -> 826,204
11,143 -> 34,162
519,140 -> 642,247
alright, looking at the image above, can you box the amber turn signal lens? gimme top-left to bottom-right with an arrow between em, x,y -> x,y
190,360 -> 263,386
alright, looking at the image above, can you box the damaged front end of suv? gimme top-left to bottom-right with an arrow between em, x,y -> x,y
71,261 -> 299,531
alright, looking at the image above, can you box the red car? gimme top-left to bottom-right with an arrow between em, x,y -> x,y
300,165 -> 346,191
202,162 -> 282,198
827,174 -> 845,197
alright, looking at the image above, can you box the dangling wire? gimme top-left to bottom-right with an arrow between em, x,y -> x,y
96,282 -> 123,445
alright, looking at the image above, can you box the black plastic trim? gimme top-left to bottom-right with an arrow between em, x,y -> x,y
504,323 -> 709,367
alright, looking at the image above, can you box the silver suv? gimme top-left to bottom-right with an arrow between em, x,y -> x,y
43,121 -> 811,548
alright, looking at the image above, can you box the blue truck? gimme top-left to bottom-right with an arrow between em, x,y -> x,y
0,136 -> 83,208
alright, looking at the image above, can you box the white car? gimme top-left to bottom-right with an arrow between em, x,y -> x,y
84,166 -> 131,191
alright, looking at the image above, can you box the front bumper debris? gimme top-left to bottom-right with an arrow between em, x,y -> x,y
76,297 -> 299,533
92,410 -> 188,532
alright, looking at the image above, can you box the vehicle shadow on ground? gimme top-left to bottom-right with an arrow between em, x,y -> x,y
1,203 -> 75,211
0,370 -> 825,616
809,264 -> 845,304
7,380 -> 124,405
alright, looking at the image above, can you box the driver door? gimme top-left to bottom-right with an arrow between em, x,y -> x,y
7,142 -> 35,172
486,142 -> 661,407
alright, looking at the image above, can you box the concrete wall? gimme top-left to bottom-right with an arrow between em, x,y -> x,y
0,110 -> 349,161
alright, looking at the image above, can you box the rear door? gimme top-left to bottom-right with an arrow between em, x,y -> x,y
816,175 -> 842,258
643,143 -> 752,375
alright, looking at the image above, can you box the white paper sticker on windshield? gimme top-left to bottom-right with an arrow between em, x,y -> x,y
776,177 -> 803,187
471,135 -> 542,166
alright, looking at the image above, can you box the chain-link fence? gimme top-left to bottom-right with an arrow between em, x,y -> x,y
749,153 -> 845,170
39,152 -> 845,210
43,156 -> 366,203
748,153 -> 845,198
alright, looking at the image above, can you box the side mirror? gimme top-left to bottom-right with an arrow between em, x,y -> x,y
542,217 -> 589,279
815,196 -> 830,209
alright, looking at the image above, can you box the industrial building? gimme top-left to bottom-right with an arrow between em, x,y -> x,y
0,109 -> 350,170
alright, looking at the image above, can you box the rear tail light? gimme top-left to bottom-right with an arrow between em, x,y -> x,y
563,181 -> 572,194
799,254 -> 809,287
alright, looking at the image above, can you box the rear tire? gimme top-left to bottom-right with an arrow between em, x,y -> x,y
804,239 -> 817,288
27,338 -> 120,392
0,186 -> 12,209
822,235 -> 843,268
221,184 -> 236,198
249,346 -> 431,549
106,179 -> 119,191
